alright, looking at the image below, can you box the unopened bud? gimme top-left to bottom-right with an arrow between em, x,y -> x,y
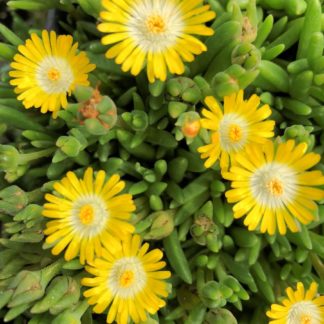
122,110 -> 149,131
143,210 -> 175,240
0,145 -> 19,172
31,276 -> 71,314
200,281 -> 226,308
52,300 -> 88,324
0,186 -> 28,215
176,112 -> 201,142
205,308 -> 238,324
56,136 -> 82,157
167,77 -> 202,104
8,259 -> 63,308
8,271 -> 43,307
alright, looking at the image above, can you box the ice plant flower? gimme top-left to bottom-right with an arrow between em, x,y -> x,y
266,282 -> 324,324
224,140 -> 324,235
97,0 -> 216,82
198,90 -> 275,171
9,30 -> 95,118
82,234 -> 171,324
42,167 -> 135,264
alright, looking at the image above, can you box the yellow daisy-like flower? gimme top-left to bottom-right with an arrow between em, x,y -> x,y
197,90 -> 275,171
43,167 -> 135,264
266,282 -> 324,324
224,140 -> 324,235
82,234 -> 171,324
9,30 -> 96,118
97,0 -> 216,82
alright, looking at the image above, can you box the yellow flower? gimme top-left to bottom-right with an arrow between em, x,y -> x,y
82,234 -> 171,324
266,282 -> 324,324
43,167 -> 135,264
197,90 -> 275,171
224,140 -> 324,235
9,30 -> 95,118
97,0 -> 216,82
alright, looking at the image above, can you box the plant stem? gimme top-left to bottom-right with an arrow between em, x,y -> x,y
19,148 -> 55,164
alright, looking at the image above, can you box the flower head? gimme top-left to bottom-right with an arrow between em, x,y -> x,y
224,140 -> 324,235
43,167 -> 135,264
266,282 -> 324,324
177,111 -> 201,139
97,0 -> 216,82
82,234 -> 171,324
197,90 -> 275,171
10,30 -> 95,118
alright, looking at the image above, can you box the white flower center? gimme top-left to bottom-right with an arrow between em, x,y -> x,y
127,0 -> 184,52
70,194 -> 108,237
108,256 -> 146,298
250,162 -> 297,209
36,56 -> 74,94
219,113 -> 248,152
288,301 -> 321,324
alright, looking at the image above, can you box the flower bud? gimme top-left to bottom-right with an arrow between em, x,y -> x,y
143,210 -> 175,240
122,110 -> 149,131
8,259 -> 63,308
177,112 -> 201,140
166,77 -> 202,104
52,300 -> 88,324
205,308 -> 238,324
31,276 -> 71,314
8,271 -> 44,308
211,71 -> 240,98
231,42 -> 261,70
0,145 -> 19,172
56,136 -> 82,157
0,186 -> 28,215
4,165 -> 29,183
200,281 -> 226,308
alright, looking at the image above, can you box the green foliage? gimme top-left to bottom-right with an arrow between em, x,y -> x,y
0,0 -> 324,323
